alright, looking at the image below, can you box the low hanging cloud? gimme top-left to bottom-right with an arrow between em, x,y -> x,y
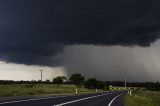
0,0 -> 160,66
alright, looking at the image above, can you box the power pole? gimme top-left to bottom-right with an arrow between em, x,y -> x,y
125,77 -> 127,88
40,69 -> 43,84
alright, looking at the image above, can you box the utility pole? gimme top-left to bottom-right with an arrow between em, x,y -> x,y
125,77 -> 127,88
40,69 -> 43,84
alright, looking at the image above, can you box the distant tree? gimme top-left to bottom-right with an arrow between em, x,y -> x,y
45,80 -> 50,83
97,81 -> 105,89
69,73 -> 85,86
53,76 -> 67,86
155,82 -> 160,91
147,81 -> 160,91
38,80 -> 42,83
84,78 -> 98,89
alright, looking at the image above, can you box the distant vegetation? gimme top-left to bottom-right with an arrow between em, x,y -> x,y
0,80 -> 160,91
69,73 -> 85,87
53,76 -> 67,87
106,81 -> 160,91
0,73 -> 107,97
0,73 -> 160,97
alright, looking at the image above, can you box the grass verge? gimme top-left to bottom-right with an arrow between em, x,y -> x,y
124,91 -> 160,106
0,84 -> 100,97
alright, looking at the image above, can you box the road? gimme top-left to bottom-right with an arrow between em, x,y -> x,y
0,91 -> 126,106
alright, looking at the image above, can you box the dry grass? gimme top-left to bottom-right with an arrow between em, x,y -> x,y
124,91 -> 160,106
0,84 -> 96,97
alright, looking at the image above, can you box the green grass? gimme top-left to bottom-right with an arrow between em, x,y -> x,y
124,91 -> 160,106
0,84 -> 98,97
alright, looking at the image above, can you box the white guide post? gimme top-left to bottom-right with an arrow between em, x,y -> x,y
76,88 -> 78,94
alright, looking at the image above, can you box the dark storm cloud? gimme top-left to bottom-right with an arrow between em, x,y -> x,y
0,0 -> 160,65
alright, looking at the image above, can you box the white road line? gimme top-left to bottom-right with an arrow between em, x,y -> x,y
108,93 -> 125,106
0,95 -> 76,105
53,92 -> 114,106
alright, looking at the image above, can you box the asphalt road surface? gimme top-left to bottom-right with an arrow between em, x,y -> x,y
0,91 -> 126,106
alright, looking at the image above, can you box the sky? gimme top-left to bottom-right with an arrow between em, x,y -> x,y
0,0 -> 160,81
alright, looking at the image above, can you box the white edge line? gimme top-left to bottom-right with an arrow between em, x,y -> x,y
108,93 -> 125,106
53,92 -> 115,106
0,95 -> 75,105
0,92 -> 111,105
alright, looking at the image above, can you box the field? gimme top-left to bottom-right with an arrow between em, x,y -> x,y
0,84 -> 97,97
124,90 -> 160,106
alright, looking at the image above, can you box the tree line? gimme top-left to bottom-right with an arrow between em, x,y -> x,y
53,74 -> 106,89
0,73 -> 160,90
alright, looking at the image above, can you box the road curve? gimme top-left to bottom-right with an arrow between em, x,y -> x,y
0,91 -> 126,106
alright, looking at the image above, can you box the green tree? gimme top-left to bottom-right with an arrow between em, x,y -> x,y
97,81 -> 105,89
45,80 -> 50,83
69,73 -> 85,86
53,76 -> 67,86
84,78 -> 98,89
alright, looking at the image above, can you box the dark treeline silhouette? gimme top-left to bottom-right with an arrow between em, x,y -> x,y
1,80 -> 160,90
0,75 -> 160,91
0,80 -> 75,85
0,80 -> 53,84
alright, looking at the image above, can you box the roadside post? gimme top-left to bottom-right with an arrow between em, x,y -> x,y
129,90 -> 132,96
76,88 -> 78,94
96,89 -> 98,93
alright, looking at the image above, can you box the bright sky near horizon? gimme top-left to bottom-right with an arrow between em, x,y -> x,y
0,61 -> 66,81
